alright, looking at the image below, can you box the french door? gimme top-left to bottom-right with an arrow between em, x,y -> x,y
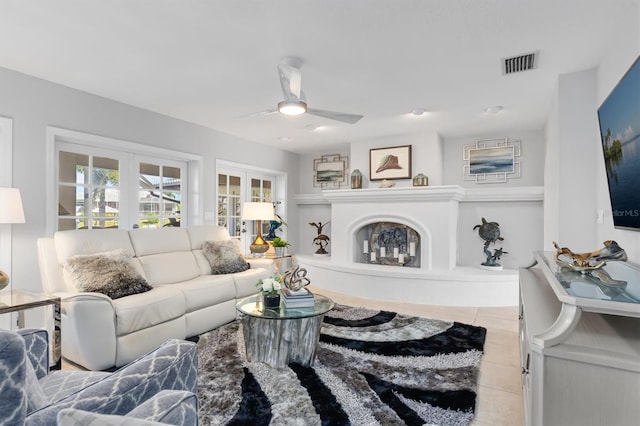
217,164 -> 281,254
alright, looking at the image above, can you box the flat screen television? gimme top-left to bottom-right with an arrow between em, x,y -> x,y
597,55 -> 640,231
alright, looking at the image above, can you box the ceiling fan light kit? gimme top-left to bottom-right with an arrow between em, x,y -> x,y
278,99 -> 307,115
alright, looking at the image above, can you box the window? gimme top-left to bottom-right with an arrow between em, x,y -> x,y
138,162 -> 183,228
58,151 -> 121,230
47,127 -> 202,234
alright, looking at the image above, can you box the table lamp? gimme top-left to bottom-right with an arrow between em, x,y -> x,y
0,187 -> 25,290
242,202 -> 274,256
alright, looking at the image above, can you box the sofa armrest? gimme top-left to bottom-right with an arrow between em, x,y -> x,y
27,339 -> 198,425
246,258 -> 275,274
56,409 -> 166,425
17,329 -> 49,379
55,390 -> 197,426
58,293 -> 118,370
127,390 -> 198,425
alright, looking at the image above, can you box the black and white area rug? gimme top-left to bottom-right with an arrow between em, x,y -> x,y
197,304 -> 486,426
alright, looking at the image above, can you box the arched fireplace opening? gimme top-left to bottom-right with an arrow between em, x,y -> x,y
355,221 -> 421,267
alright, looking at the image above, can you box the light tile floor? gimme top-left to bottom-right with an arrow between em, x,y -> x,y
309,286 -> 524,426
63,288 -> 524,425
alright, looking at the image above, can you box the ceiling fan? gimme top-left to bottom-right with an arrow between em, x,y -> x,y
251,57 -> 363,124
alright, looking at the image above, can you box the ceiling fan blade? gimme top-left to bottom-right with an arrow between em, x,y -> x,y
289,67 -> 302,98
239,108 -> 278,118
277,63 -> 302,99
306,108 -> 363,124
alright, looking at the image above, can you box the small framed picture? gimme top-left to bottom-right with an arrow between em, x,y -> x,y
313,154 -> 348,188
369,145 -> 412,180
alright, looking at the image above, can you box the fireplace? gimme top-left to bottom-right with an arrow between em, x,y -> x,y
323,185 -> 465,271
356,221 -> 421,267
296,185 -> 520,307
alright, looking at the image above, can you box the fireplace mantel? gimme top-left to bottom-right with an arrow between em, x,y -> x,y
321,185 -> 466,203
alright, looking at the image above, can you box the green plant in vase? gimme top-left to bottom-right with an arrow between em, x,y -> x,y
271,237 -> 290,257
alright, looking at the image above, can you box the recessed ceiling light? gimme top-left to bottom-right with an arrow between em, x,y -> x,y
411,108 -> 427,116
484,105 -> 504,114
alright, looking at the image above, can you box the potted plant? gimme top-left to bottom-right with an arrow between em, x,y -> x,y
271,237 -> 290,257
256,275 -> 282,309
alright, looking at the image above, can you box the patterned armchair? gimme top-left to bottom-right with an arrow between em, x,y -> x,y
0,328 -> 198,425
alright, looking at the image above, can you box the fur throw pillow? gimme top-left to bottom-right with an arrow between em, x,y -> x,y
64,249 -> 153,299
202,240 -> 249,274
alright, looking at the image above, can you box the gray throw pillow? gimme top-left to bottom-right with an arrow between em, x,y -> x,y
202,240 -> 249,274
65,249 -> 153,299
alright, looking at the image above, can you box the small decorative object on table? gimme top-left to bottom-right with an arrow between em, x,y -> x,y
412,173 -> 429,186
256,275 -> 282,309
378,179 -> 395,188
351,169 -> 363,189
282,263 -> 313,308
309,221 -> 330,256
271,236 -> 290,257
473,217 -> 507,270
553,240 -> 627,273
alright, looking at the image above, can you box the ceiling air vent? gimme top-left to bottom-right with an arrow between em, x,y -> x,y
503,52 -> 537,75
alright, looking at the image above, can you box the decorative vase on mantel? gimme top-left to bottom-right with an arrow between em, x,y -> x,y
263,293 -> 280,309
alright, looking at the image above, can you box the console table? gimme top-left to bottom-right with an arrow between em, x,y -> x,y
519,251 -> 640,425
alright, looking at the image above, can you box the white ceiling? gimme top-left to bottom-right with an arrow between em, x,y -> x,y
0,0 -> 636,154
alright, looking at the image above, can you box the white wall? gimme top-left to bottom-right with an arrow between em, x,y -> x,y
545,2 -> 640,262
0,66 -> 300,294
594,11 -> 640,263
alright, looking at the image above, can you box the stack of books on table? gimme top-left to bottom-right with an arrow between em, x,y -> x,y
282,288 -> 315,308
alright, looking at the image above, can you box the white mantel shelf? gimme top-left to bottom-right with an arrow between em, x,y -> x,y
322,185 -> 466,203
294,185 -> 544,205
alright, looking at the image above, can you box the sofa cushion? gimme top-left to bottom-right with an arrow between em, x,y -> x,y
158,275 -> 236,313
136,252 -> 201,285
129,228 -> 191,256
112,286 -> 186,336
54,229 -> 135,265
202,240 -> 249,274
187,225 -> 231,250
64,250 -> 153,299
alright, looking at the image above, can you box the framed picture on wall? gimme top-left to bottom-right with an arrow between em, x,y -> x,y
313,154 -> 348,188
369,145 -> 412,180
463,138 -> 521,183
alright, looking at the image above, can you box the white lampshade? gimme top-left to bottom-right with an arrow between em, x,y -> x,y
241,202 -> 274,221
0,187 -> 25,224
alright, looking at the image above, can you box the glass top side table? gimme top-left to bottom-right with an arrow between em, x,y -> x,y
236,293 -> 334,368
0,290 -> 62,370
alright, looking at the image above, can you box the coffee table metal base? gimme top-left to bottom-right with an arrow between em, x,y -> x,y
241,315 -> 325,369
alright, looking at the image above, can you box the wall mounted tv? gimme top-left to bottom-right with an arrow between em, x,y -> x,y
598,55 -> 640,231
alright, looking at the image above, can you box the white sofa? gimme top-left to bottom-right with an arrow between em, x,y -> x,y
37,225 -> 273,370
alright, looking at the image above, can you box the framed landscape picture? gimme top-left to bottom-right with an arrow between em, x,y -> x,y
313,154 -> 348,188
469,146 -> 515,175
369,145 -> 412,180
463,138 -> 521,183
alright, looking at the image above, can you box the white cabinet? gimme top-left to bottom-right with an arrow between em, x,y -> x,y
519,252 -> 640,426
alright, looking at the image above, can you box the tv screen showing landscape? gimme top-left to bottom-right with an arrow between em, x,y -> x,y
598,55 -> 640,231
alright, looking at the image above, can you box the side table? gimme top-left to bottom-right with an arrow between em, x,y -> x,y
236,293 -> 334,369
0,290 -> 61,370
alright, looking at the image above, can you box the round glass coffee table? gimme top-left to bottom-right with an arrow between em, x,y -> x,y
236,293 -> 334,369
